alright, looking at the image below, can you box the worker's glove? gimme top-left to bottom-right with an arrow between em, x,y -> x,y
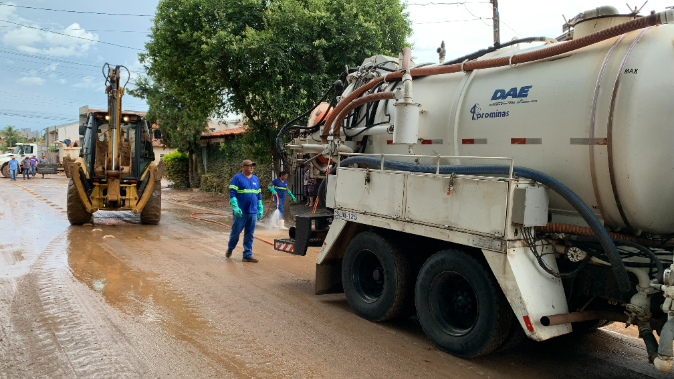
257,200 -> 264,220
268,185 -> 277,194
230,197 -> 243,218
288,191 -> 297,202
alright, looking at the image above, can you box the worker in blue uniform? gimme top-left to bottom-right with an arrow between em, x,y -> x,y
226,159 -> 263,263
268,170 -> 297,220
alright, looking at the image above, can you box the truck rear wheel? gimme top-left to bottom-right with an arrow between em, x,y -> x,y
1,164 -> 9,178
342,232 -> 412,322
140,181 -> 161,225
67,179 -> 92,225
415,250 -> 511,358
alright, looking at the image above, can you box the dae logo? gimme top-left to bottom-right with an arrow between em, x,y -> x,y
491,86 -> 533,100
470,103 -> 509,121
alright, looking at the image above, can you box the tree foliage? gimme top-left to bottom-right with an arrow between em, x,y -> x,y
1,125 -> 20,147
136,0 -> 411,171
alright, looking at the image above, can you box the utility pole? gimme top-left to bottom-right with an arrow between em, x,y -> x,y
491,0 -> 500,47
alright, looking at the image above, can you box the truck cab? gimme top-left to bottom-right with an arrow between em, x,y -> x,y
0,143 -> 38,177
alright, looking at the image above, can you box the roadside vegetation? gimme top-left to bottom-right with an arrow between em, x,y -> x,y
130,0 -> 412,189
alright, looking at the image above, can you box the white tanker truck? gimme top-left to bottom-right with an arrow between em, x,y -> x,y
274,5 -> 674,372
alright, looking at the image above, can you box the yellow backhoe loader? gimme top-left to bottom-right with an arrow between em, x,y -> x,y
66,64 -> 161,225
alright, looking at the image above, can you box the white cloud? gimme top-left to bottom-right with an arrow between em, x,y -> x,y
408,0 -> 674,63
45,63 -> 59,71
1,21 -> 99,58
17,76 -> 44,86
58,79 -> 67,84
73,75 -> 105,91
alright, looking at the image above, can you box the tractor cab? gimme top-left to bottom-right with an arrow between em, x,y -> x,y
80,111 -> 155,183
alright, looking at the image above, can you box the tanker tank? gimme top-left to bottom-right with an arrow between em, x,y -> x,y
328,15 -> 674,235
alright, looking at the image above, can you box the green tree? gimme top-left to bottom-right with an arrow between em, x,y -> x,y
129,77 -> 213,187
0,125 -> 20,147
136,0 -> 411,175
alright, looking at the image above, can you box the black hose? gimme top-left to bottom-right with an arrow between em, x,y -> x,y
441,37 -> 554,66
571,235 -> 663,284
640,325 -> 660,363
319,156 -> 631,292
275,81 -> 337,155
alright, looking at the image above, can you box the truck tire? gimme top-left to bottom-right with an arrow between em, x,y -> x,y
415,250 -> 512,358
495,316 -> 527,352
342,232 -> 412,322
67,179 -> 92,225
1,164 -> 8,178
140,181 -> 161,225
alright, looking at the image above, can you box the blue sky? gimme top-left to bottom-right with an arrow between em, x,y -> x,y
0,0 -> 159,132
1,1 -> 671,132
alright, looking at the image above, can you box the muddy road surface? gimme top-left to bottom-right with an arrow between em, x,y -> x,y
0,176 -> 667,378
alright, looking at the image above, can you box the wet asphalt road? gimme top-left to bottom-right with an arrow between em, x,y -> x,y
0,175 -> 669,378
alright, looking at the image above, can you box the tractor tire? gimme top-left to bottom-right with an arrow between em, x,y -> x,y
140,181 -> 161,225
1,164 -> 9,178
67,179 -> 92,225
342,232 -> 413,322
415,249 -> 512,358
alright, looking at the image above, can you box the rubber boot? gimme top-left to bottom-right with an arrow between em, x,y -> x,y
279,220 -> 288,230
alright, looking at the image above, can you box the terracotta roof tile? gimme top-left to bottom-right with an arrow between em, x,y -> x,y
201,127 -> 246,137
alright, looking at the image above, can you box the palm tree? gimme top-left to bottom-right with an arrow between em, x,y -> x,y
0,125 -> 20,147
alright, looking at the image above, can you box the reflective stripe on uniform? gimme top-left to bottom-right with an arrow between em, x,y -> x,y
237,189 -> 261,194
273,186 -> 287,190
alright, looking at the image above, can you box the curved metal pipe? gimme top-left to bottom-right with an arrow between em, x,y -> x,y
321,13 -> 662,142
536,223 -> 674,247
331,92 -> 395,139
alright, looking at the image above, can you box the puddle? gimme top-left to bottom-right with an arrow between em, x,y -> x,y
65,226 -> 311,377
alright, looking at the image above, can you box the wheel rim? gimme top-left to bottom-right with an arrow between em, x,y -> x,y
429,272 -> 478,336
352,249 -> 385,303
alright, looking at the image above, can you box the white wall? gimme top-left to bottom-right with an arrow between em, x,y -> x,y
55,122 -> 79,144
154,146 -> 176,164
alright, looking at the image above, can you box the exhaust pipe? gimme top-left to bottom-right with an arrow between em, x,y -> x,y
540,311 -> 627,326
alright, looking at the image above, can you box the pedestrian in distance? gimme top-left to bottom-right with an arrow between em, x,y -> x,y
21,156 -> 31,180
8,155 -> 18,181
30,154 -> 38,177
303,164 -> 315,206
226,159 -> 263,263
268,170 -> 297,220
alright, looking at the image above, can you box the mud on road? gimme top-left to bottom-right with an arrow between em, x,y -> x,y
0,176 -> 668,378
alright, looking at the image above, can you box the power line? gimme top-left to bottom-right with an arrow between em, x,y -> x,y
0,111 -> 73,122
414,18 -> 483,24
463,3 -> 492,27
408,1 -> 489,5
0,49 -> 145,74
0,25 -> 150,33
500,20 -> 523,37
0,19 -> 144,51
0,4 -> 153,17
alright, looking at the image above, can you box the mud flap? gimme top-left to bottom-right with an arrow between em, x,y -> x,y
274,215 -> 332,256
273,238 -> 296,253
483,246 -> 572,341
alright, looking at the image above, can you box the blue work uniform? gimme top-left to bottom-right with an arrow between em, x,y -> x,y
227,173 -> 262,259
8,159 -> 18,181
271,178 -> 289,217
